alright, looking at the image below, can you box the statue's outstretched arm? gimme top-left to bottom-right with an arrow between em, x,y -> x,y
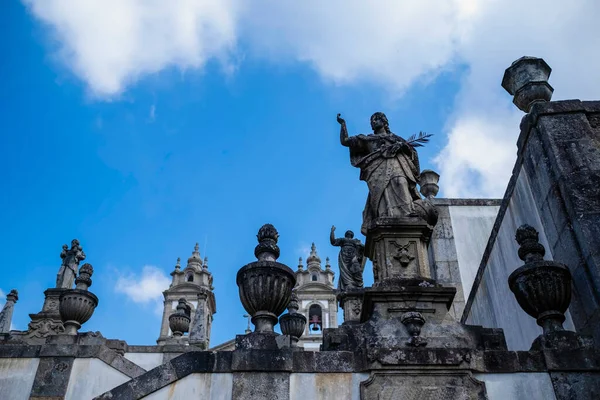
337,114 -> 351,147
330,225 -> 341,246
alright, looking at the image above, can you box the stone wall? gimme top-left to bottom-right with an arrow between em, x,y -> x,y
429,199 -> 500,320
0,358 -> 39,400
462,100 -> 599,348
518,101 -> 600,342
464,167 -> 574,350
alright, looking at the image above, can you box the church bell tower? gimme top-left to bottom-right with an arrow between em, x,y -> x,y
294,243 -> 337,351
157,243 -> 216,348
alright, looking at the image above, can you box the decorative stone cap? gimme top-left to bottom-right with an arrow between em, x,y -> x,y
254,224 -> 280,261
288,291 -> 299,313
501,56 -> 553,112
6,289 -> 18,303
75,263 -> 94,290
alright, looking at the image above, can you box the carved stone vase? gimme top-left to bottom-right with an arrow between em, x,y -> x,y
169,299 -> 191,337
279,292 -> 306,347
237,224 -> 296,333
508,225 -> 571,334
59,263 -> 98,335
59,290 -> 98,335
419,169 -> 440,199
401,311 -> 427,347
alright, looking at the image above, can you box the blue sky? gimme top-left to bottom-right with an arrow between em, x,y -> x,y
1,1 -> 599,346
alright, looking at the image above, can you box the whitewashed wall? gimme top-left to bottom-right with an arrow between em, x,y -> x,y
465,168 -> 574,350
137,372 -> 554,399
143,373 -> 233,400
65,358 -> 131,400
475,373 -> 556,400
450,206 -> 499,299
124,352 -> 164,371
0,358 -> 39,400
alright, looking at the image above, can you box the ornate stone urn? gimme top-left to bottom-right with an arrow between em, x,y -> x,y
279,291 -> 307,347
401,311 -> 427,347
237,224 -> 296,333
419,169 -> 440,199
501,56 -> 554,112
59,263 -> 99,335
169,298 -> 191,337
508,225 -> 571,335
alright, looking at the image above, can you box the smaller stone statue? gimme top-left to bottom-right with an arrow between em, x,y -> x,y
56,239 -> 86,289
330,226 -> 365,291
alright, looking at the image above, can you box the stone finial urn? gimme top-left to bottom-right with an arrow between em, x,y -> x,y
237,224 -> 296,333
501,56 -> 554,112
508,225 -> 571,335
59,263 -> 98,335
279,291 -> 307,347
169,298 -> 191,337
419,169 -> 440,199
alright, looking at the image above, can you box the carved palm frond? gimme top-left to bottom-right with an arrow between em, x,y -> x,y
406,131 -> 433,148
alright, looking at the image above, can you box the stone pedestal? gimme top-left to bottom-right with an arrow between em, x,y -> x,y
361,279 -> 456,324
27,288 -> 66,338
365,217 -> 434,282
235,332 -> 291,350
337,289 -> 364,325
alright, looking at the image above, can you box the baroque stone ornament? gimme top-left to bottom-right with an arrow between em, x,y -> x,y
56,239 -> 86,289
279,291 -> 306,347
508,225 -> 584,349
337,112 -> 429,234
360,371 -> 487,400
59,263 -> 98,335
237,224 -> 296,333
501,56 -> 553,112
401,311 -> 427,347
169,299 -> 191,337
330,226 -> 366,291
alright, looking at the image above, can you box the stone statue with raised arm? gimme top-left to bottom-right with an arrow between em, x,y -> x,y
56,239 -> 86,289
330,226 -> 365,291
337,112 -> 424,234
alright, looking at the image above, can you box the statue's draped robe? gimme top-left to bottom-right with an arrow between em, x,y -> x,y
332,238 -> 365,291
347,133 -> 421,235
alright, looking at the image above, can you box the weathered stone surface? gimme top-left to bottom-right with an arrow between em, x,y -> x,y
30,357 -> 74,398
232,372 -> 289,400
231,349 -> 293,371
360,371 -> 487,399
365,217 -> 434,282
550,372 -> 600,400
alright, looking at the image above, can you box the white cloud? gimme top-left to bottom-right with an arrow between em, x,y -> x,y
115,265 -> 170,315
23,0 -> 600,196
23,0 -> 238,97
149,105 -> 156,122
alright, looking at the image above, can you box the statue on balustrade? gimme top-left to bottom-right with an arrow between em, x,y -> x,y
336,112 -> 436,233
330,226 -> 365,291
56,239 -> 86,289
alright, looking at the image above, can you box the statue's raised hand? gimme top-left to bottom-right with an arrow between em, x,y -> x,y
331,225 -> 336,232
337,114 -> 345,125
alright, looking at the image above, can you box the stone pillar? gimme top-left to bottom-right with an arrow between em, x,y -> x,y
26,288 -> 66,339
0,289 -> 18,333
189,290 -> 215,349
337,289 -> 364,325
